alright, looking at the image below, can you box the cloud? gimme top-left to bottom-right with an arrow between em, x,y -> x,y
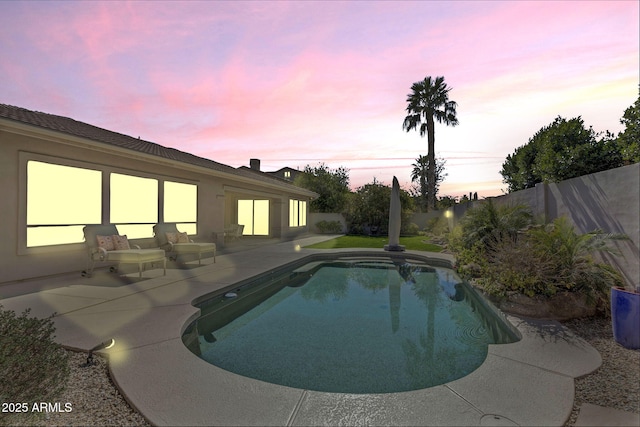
1,0 -> 637,195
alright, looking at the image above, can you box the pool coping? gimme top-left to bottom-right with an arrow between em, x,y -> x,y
0,236 -> 602,426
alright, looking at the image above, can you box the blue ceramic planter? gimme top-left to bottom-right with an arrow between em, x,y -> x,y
611,287 -> 640,350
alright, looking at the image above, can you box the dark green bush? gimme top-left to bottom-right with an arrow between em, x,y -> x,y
469,217 -> 627,310
0,305 -> 69,405
457,199 -> 533,251
401,222 -> 420,236
477,233 -> 553,298
316,220 -> 343,234
525,217 -> 627,304
344,179 -> 415,235
447,200 -> 533,277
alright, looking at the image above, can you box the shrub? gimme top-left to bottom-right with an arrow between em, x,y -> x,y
424,216 -> 448,236
0,305 -> 69,406
457,199 -> 533,251
446,223 -> 488,278
347,223 -> 364,235
401,222 -> 420,236
526,217 -> 627,305
316,220 -> 343,234
447,202 -> 628,314
478,234 -> 552,298
344,179 -> 415,235
476,217 -> 627,310
447,200 -> 533,278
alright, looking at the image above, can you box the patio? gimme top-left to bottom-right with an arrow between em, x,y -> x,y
0,234 -> 633,426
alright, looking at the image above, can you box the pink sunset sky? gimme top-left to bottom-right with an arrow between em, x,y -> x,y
1,1 -> 638,198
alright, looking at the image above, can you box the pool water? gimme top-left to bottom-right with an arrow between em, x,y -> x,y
183,256 -> 520,394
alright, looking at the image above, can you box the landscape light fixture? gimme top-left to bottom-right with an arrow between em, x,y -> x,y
81,338 -> 115,367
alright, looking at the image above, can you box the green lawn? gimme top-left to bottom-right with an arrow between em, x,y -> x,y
304,235 -> 442,252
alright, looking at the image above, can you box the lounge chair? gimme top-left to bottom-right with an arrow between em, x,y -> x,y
224,224 -> 245,242
82,224 -> 166,278
153,223 -> 216,264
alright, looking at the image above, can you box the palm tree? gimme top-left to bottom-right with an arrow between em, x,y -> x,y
411,155 -> 447,211
403,76 -> 458,210
459,199 -> 533,250
411,155 -> 428,211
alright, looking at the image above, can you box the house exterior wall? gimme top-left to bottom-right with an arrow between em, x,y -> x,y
0,121 -> 313,284
272,198 -> 286,239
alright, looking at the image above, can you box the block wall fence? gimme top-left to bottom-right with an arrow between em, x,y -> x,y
443,164 -> 639,289
310,163 -> 639,289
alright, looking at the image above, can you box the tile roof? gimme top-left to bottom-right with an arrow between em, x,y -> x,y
0,103 -> 312,195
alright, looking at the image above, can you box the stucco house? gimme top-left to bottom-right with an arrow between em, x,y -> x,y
267,166 -> 306,183
0,104 -> 317,284
237,159 -> 307,184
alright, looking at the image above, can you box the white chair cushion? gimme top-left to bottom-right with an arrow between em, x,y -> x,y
172,242 -> 216,254
105,249 -> 165,263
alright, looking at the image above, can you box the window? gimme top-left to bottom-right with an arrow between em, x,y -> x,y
300,200 -> 307,226
238,199 -> 269,236
110,173 -> 158,238
289,199 -> 307,227
289,199 -> 298,227
22,155 -> 201,249
284,171 -> 291,180
26,161 -> 102,247
164,181 -> 197,235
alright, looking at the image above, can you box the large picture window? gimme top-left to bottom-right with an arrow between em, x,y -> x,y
110,173 -> 158,238
22,155 -> 202,250
164,181 -> 197,235
27,161 -> 102,247
289,199 -> 307,227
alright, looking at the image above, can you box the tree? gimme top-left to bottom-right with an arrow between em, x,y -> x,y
403,76 -> 458,211
500,116 -> 623,192
501,142 -> 540,193
436,195 -> 457,209
534,116 -> 621,183
345,178 -> 415,235
410,155 -> 447,211
294,163 -> 350,213
617,93 -> 640,164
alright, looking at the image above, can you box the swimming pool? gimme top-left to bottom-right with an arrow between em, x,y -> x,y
182,253 -> 520,394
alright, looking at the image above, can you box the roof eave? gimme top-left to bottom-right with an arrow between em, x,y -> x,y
1,117 -> 318,199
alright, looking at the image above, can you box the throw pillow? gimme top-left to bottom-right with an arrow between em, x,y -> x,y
96,235 -> 115,251
166,232 -> 178,244
177,232 -> 190,243
112,235 -> 131,250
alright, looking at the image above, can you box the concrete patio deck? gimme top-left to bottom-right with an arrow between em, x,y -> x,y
0,235 -> 632,426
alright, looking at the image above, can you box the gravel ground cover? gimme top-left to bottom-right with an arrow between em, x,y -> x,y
2,316 -> 637,426
563,316 -> 640,426
3,351 -> 149,427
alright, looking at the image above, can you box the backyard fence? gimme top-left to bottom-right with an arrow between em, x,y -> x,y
310,164 -> 639,288
444,163 -> 639,289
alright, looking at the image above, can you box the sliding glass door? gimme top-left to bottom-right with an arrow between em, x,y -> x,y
237,199 -> 269,236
